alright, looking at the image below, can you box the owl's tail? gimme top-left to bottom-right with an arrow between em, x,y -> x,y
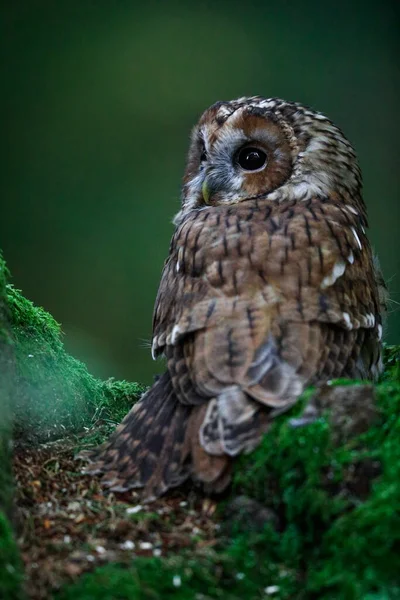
79,372 -> 230,501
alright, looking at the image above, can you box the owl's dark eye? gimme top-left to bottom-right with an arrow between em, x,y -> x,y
237,146 -> 267,171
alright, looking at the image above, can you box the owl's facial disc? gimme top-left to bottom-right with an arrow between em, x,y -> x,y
183,109 -> 293,208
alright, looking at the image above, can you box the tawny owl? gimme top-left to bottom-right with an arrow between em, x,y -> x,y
82,96 -> 386,501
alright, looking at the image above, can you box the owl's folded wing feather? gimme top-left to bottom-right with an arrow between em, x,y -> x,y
143,198 -> 383,469
153,198 -> 382,395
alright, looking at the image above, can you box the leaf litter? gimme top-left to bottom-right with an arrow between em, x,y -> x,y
13,433 -> 219,599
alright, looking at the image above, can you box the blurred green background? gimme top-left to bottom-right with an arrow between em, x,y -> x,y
1,0 -> 399,384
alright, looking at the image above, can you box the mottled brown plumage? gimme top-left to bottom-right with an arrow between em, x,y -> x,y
81,97 -> 385,501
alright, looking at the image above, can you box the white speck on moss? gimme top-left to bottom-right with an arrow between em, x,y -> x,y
139,541 -> 153,550
120,540 -> 135,550
236,572 -> 245,580
173,575 -> 182,587
264,585 -> 280,595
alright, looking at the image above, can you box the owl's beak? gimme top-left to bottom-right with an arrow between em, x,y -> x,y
202,179 -> 211,205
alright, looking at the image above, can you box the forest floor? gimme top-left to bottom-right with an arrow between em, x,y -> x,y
14,431 -> 219,600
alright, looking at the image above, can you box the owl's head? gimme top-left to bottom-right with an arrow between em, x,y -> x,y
177,97 -> 363,221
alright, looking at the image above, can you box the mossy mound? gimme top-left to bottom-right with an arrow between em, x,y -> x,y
230,371 -> 400,598
7,283 -> 145,442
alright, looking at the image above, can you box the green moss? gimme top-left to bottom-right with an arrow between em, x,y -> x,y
0,254 -> 13,514
0,254 -> 24,599
0,512 -> 24,600
56,555 -> 259,600
230,352 -> 400,599
6,284 -> 145,442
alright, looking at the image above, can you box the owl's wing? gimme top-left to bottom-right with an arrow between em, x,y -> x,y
152,198 -> 382,413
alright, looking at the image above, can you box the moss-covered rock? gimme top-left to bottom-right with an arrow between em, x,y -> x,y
229,357 -> 400,598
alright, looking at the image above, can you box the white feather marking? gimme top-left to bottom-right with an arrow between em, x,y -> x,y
351,227 -> 362,249
216,104 -> 233,118
170,324 -> 181,345
345,206 -> 359,216
321,260 -> 346,289
347,251 -> 354,264
306,136 -> 332,152
342,312 -> 353,330
310,112 -> 329,121
377,324 -> 383,340
176,261 -> 180,273
151,340 -> 157,360
363,313 -> 376,327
